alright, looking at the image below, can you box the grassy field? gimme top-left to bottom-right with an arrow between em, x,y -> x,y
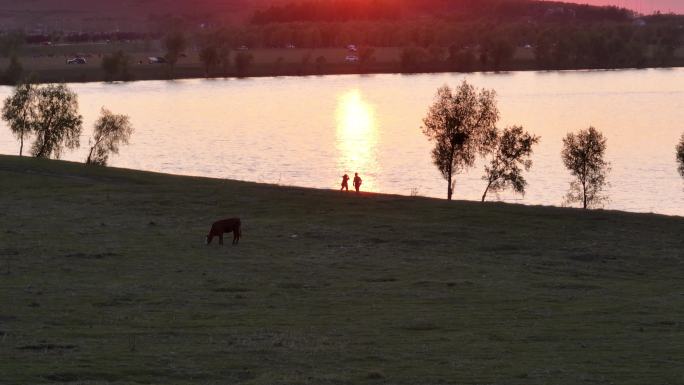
0,155 -> 682,385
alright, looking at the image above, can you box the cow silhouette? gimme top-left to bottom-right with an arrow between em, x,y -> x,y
206,218 -> 242,245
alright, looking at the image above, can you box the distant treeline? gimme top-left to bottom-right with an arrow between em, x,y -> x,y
533,23 -> 682,68
23,32 -> 158,45
241,0 -> 684,69
193,18 -> 682,70
252,0 -> 401,23
251,0 -> 634,24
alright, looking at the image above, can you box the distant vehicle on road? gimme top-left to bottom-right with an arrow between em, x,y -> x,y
66,57 -> 86,65
237,45 -> 249,51
148,56 -> 167,64
347,44 -> 358,52
345,55 -> 359,63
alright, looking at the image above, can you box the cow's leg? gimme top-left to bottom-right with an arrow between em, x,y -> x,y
219,234 -> 224,245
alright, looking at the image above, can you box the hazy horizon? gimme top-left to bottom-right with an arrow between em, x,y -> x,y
553,0 -> 684,14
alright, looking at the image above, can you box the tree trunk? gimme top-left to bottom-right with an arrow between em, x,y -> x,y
582,181 -> 587,209
481,180 -> 493,202
37,119 -> 53,158
38,133 -> 49,158
86,145 -> 95,164
37,132 -> 48,158
19,135 -> 23,156
447,174 -> 453,201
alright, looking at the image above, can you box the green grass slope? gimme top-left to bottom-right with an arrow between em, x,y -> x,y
0,155 -> 682,385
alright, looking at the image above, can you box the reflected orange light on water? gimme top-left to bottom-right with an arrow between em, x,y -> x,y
335,89 -> 379,191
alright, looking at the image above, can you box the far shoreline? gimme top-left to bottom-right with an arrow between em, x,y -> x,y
2,52 -> 684,85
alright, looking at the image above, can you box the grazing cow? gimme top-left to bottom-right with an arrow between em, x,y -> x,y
206,218 -> 241,245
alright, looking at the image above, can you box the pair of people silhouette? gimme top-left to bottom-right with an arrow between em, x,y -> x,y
341,173 -> 362,193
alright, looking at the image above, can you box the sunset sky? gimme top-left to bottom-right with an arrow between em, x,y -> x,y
560,0 -> 684,14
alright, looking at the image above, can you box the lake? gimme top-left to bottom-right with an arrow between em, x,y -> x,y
1,69 -> 683,216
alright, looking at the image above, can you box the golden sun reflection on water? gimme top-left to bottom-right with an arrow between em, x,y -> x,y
335,90 -> 379,191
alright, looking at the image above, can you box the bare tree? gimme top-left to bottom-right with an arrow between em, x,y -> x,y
481,126 -> 540,202
561,126 -> 610,209
86,108 -> 134,166
677,133 -> 684,178
422,81 -> 499,200
31,84 -> 83,159
2,82 -> 34,156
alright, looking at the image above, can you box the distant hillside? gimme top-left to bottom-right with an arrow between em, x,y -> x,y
0,0 -> 680,33
0,0 -> 263,32
556,0 -> 684,14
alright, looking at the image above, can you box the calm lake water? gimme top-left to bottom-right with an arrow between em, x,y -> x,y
1,69 -> 683,216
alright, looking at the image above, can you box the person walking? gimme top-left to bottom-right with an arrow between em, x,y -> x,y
340,173 -> 350,191
353,172 -> 362,193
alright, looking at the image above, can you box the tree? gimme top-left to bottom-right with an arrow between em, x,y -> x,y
199,45 -> 219,77
0,32 -> 24,57
449,46 -> 476,72
31,84 -> 83,159
428,45 -> 446,63
3,54 -> 23,84
561,126 -> 610,209
481,126 -> 540,202
401,46 -> 427,72
489,38 -> 515,70
164,31 -> 186,75
86,108 -> 133,166
358,46 -> 375,69
299,52 -> 312,73
534,32 -> 554,69
235,52 -> 254,76
217,44 -> 232,76
315,55 -> 327,73
101,50 -> 130,81
422,81 -> 499,200
2,82 -> 34,156
677,133 -> 684,178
